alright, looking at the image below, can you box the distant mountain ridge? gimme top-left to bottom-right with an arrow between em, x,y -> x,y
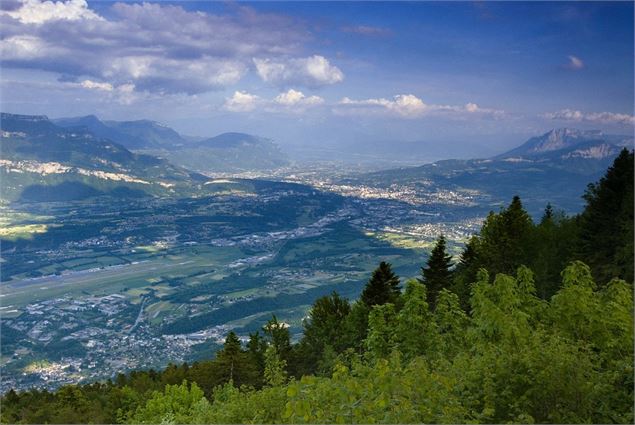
0,113 -> 242,202
352,128 -> 633,216
54,115 -> 188,150
53,115 -> 289,172
498,128 -> 632,160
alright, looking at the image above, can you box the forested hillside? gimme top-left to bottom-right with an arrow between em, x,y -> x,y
1,150 -> 633,424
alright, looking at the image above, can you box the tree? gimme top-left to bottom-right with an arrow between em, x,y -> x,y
365,303 -> 397,360
297,292 -> 351,375
129,381 -> 207,424
420,235 -> 453,309
263,315 -> 292,363
451,236 -> 480,311
263,345 -> 287,387
216,332 -> 241,382
211,331 -> 260,389
247,331 -> 267,379
394,279 -> 438,360
360,261 -> 401,307
578,148 -> 634,284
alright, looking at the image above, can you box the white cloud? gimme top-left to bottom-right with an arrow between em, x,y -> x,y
566,55 -> 584,70
337,95 -> 503,119
80,79 -> 113,92
274,89 -> 323,106
76,80 -> 137,104
1,0 -> 102,24
543,109 -> 634,126
465,102 -> 479,113
0,35 -> 51,59
254,55 -> 344,87
339,95 -> 426,117
223,91 -> 262,112
223,89 -> 324,113
0,1 -> 313,94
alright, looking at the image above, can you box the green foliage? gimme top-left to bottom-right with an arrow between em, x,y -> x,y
393,279 -> 438,361
263,345 -> 287,387
420,235 -> 453,309
365,303 -> 397,361
128,381 -> 206,424
453,151 -> 634,308
578,148 -> 634,284
296,292 -> 351,376
360,261 -> 401,307
3,260 -> 632,424
2,155 -> 633,424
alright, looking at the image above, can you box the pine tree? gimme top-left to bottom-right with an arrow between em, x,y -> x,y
215,331 -> 242,383
360,261 -> 401,307
479,195 -> 534,276
578,148 -> 634,284
541,203 -> 554,224
247,331 -> 267,376
420,235 -> 453,310
451,236 -> 479,311
263,315 -> 293,372
213,331 -> 260,388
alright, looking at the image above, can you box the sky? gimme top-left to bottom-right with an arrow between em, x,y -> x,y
1,0 -> 633,158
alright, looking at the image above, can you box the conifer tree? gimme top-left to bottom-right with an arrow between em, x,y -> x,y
451,236 -> 479,311
263,315 -> 292,360
212,331 -> 259,388
420,235 -> 453,309
360,261 -> 401,307
247,331 -> 267,376
479,195 -> 534,276
578,148 -> 634,284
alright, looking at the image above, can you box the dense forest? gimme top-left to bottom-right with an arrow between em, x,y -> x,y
1,149 -> 633,424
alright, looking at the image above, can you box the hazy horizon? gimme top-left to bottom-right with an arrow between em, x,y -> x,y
1,0 -> 633,159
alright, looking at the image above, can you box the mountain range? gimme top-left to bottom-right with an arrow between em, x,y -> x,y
2,112 -> 632,210
498,128 -> 631,160
53,115 -> 289,173
351,128 -> 633,215
0,113 -> 251,201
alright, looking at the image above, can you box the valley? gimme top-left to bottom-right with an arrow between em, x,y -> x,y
0,176 -> 486,391
1,113 -> 631,393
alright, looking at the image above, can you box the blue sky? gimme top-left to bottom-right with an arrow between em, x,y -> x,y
1,0 -> 633,157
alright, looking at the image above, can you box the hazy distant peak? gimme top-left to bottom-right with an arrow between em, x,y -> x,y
499,127 -> 626,159
536,128 -> 603,152
200,132 -> 270,148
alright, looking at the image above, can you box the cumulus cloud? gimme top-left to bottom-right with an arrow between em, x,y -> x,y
274,89 -> 323,106
543,109 -> 634,126
340,94 -> 426,117
565,55 -> 585,70
253,55 -> 344,87
80,79 -> 113,91
223,91 -> 262,112
224,88 -> 324,113
336,95 -> 503,119
0,0 -> 328,94
1,0 -> 102,24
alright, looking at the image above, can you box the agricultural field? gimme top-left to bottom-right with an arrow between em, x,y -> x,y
1,179 -> 459,391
